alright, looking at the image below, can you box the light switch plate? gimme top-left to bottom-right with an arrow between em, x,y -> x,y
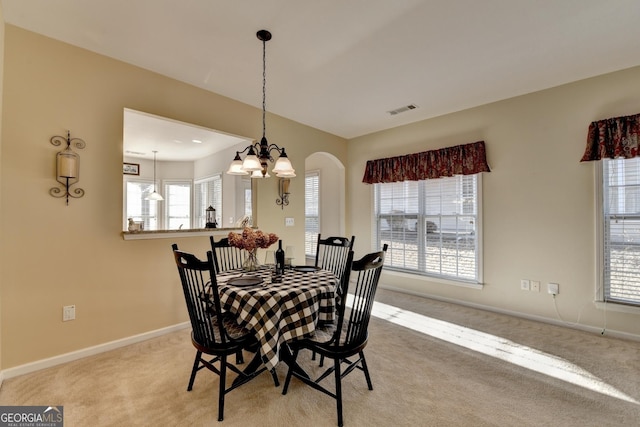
530,280 -> 540,292
63,305 -> 75,321
285,217 -> 294,226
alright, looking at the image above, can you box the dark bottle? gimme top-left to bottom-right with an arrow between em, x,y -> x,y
275,240 -> 285,275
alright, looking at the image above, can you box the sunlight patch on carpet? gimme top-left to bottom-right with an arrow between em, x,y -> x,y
364,298 -> 639,405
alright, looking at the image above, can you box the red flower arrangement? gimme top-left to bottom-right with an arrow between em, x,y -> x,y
228,227 -> 278,252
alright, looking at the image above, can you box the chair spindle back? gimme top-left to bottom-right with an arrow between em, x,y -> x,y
210,236 -> 246,273
335,244 -> 387,348
315,235 -> 355,286
172,244 -> 227,346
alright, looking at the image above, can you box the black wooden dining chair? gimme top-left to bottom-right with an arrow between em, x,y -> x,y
210,236 -> 247,274
282,245 -> 387,427
210,235 -> 248,364
314,234 -> 355,282
312,234 -> 356,362
171,244 -> 277,422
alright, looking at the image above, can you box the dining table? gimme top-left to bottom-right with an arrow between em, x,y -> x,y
216,264 -> 338,372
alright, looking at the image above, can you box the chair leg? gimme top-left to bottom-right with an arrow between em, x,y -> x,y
236,350 -> 244,364
187,351 -> 201,391
334,358 -> 344,427
270,368 -> 280,387
218,355 -> 227,422
282,348 -> 299,395
359,351 -> 373,390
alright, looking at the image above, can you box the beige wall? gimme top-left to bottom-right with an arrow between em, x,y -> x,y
349,65 -> 640,339
0,25 -> 347,369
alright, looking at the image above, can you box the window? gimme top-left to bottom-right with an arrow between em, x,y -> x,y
124,179 -> 159,230
374,174 -> 481,283
244,187 -> 252,217
164,180 -> 191,230
601,157 -> 640,305
194,175 -> 222,228
305,171 -> 320,257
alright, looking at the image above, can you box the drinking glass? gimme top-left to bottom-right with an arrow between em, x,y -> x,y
285,246 -> 294,267
264,250 -> 275,265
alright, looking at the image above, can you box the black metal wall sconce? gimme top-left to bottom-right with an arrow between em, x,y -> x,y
276,177 -> 290,209
49,130 -> 85,205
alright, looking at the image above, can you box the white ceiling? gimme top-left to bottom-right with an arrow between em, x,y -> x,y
4,0 -> 640,145
123,109 -> 250,161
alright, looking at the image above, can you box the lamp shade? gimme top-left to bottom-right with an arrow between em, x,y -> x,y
271,153 -> 294,175
276,169 -> 296,178
227,158 -> 249,175
251,169 -> 271,178
242,153 -> 262,171
146,191 -> 164,201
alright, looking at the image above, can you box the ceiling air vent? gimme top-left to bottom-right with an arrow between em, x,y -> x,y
387,104 -> 418,116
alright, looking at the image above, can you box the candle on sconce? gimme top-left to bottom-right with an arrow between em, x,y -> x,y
49,130 -> 85,205
58,152 -> 77,178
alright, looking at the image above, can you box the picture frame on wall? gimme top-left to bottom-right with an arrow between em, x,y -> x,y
123,163 -> 140,175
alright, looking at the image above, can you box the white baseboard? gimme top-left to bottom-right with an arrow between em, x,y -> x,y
379,284 -> 640,342
0,322 -> 190,381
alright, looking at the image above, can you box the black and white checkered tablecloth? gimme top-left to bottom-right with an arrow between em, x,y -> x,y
217,266 -> 337,370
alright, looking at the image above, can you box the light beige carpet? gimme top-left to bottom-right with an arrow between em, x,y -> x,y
1,288 -> 639,426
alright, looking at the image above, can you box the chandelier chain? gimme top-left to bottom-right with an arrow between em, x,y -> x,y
262,36 -> 267,139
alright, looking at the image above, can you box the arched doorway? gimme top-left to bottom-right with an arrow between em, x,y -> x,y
304,152 -> 346,261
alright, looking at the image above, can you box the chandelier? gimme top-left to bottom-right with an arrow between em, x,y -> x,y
227,30 -> 295,179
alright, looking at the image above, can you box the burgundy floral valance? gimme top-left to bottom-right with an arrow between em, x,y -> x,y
362,140 -> 490,184
581,113 -> 640,161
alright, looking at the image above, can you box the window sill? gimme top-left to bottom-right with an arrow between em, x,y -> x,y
383,269 -> 484,290
594,301 -> 640,314
122,227 -> 242,241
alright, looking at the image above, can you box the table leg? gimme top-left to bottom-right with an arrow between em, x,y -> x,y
232,350 -> 280,387
280,343 -> 310,379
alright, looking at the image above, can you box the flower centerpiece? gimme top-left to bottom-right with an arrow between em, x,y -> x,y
228,227 -> 278,272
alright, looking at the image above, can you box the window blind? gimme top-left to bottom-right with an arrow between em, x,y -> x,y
602,157 -> 640,305
374,175 -> 479,282
305,172 -> 320,256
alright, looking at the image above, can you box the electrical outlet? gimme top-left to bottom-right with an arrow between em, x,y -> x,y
520,279 -> 530,291
63,305 -> 76,321
285,217 -> 294,227
548,283 -> 559,295
530,280 -> 540,292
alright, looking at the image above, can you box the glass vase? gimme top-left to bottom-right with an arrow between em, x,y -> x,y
242,249 -> 260,272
